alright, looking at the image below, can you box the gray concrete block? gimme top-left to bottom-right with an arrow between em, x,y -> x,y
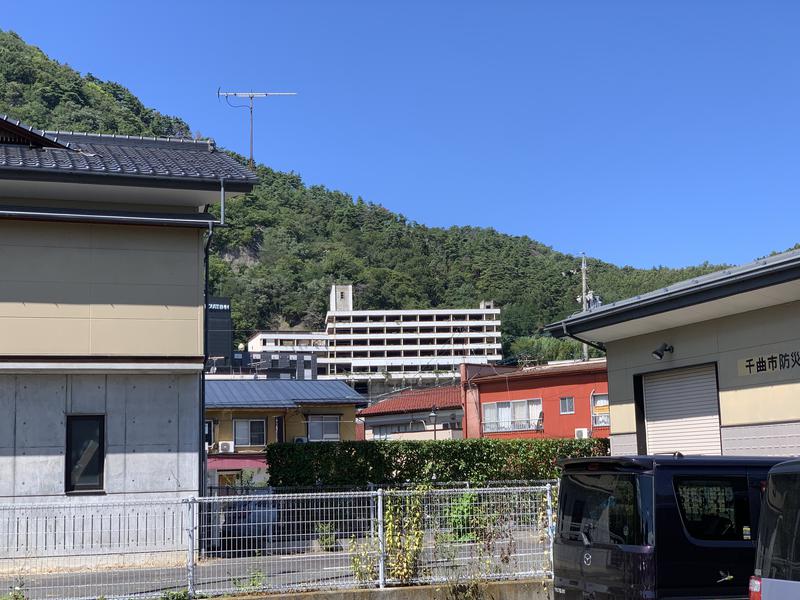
177,374 -> 199,446
124,445 -> 177,493
125,376 -> 179,446
0,456 -> 15,497
176,449 -> 199,492
16,375 -> 66,448
0,375 -> 15,447
106,375 -> 128,445
69,375 -> 107,414
14,449 -> 64,497
105,445 -> 127,495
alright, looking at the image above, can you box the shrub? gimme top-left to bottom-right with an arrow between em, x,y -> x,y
264,438 -> 609,486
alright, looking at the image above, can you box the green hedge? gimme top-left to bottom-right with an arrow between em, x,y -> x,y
264,438 -> 610,486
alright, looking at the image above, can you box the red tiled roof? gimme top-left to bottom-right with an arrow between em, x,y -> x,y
358,385 -> 462,417
472,359 -> 607,384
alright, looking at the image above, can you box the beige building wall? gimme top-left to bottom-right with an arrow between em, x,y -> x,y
207,405 -> 359,448
606,299 -> 800,454
0,220 -> 204,357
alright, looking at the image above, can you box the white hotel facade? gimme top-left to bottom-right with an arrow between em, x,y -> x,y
248,285 -> 502,393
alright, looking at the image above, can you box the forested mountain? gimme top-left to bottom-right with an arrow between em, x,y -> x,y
0,29 -> 724,360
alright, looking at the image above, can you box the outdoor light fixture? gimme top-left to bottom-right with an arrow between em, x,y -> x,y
652,343 -> 674,360
429,406 -> 438,441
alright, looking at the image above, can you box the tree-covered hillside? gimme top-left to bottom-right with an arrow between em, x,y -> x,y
0,30 -> 189,137
207,164 -> 720,353
0,29 -> 724,359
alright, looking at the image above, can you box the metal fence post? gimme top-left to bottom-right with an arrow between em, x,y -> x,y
377,488 -> 386,589
545,483 -> 554,573
186,498 -> 196,598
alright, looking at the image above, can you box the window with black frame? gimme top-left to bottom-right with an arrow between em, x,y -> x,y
65,415 -> 105,493
674,477 -> 750,541
559,473 -> 647,546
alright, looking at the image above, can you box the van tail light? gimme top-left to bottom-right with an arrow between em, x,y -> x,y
749,576 -> 762,600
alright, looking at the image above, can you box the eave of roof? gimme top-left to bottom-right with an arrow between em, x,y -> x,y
545,248 -> 800,341
472,359 -> 607,384
0,115 -> 258,193
0,205 -> 217,228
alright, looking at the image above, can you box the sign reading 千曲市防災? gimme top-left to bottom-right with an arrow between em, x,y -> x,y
737,351 -> 800,376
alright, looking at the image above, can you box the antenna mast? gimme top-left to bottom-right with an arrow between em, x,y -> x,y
217,90 -> 297,168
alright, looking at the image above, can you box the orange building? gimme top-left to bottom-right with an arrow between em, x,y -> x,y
467,359 -> 609,439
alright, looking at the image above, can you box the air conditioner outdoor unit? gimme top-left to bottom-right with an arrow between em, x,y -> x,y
218,440 -> 235,453
574,428 -> 590,439
294,436 -> 308,444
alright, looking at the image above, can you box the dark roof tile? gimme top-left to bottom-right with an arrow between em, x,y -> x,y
0,115 -> 258,191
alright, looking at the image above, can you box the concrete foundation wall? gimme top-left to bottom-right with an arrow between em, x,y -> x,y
0,373 -> 200,501
222,579 -> 553,600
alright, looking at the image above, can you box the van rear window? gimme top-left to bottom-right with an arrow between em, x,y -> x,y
674,477 -> 750,541
559,474 -> 649,546
756,472 -> 800,581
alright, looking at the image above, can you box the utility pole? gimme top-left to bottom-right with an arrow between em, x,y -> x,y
580,253 -> 588,362
217,90 -> 297,168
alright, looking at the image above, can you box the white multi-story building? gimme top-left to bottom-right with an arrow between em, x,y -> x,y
247,285 -> 502,393
324,285 -> 502,392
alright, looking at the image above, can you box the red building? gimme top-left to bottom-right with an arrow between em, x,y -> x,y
466,359 -> 609,439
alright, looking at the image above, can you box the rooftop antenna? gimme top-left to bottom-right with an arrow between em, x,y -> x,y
217,89 -> 297,168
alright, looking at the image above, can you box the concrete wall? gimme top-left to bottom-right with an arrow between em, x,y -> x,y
0,220 -> 204,357
0,373 -> 200,501
225,579 -> 553,600
606,299 -> 800,455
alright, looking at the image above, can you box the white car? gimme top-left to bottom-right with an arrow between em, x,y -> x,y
750,459 -> 800,599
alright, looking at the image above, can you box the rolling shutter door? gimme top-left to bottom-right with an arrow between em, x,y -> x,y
643,364 -> 721,455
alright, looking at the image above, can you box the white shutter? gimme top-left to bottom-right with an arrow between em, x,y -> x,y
643,364 -> 722,455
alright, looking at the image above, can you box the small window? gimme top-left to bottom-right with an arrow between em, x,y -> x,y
234,420 -> 266,446
560,397 -> 575,415
308,415 -> 340,442
592,393 -> 610,427
204,420 -> 214,446
675,477 -> 750,541
65,415 -> 105,493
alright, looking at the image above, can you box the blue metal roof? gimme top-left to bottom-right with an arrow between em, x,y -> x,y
205,379 -> 366,409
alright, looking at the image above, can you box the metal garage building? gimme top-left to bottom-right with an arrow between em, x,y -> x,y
547,249 -> 800,456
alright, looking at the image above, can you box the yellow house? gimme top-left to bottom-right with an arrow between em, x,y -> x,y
205,379 -> 366,487
0,115 -> 256,500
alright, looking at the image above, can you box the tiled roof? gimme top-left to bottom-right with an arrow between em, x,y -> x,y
205,379 -> 366,409
0,115 -> 258,192
472,359 -> 607,384
358,385 -> 462,417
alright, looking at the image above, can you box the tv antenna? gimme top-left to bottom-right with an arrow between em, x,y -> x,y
217,89 -> 297,168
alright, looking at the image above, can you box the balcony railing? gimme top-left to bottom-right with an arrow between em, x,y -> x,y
482,419 -> 544,434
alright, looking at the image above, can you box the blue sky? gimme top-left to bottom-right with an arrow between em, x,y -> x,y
5,1 -> 800,268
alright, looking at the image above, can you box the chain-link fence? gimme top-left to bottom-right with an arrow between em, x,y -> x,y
0,484 -> 556,599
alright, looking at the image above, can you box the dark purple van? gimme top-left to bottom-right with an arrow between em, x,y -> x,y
554,456 -> 785,600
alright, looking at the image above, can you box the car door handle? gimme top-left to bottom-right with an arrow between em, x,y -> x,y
717,571 -> 733,584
